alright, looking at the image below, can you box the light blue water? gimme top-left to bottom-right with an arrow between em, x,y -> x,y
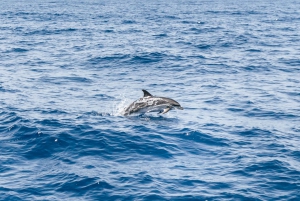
1,0 -> 300,200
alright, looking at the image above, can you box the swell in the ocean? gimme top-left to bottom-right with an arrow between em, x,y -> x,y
1,0 -> 300,200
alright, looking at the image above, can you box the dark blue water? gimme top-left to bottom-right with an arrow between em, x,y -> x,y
1,0 -> 300,200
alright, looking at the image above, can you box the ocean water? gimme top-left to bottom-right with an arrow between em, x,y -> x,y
1,0 -> 300,200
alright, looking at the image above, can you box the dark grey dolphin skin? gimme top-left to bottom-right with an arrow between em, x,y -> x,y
123,90 -> 183,116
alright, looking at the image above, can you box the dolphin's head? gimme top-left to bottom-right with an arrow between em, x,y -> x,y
172,103 -> 183,110
167,98 -> 183,110
174,105 -> 184,110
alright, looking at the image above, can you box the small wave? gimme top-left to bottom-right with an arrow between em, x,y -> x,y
244,108 -> 298,119
153,33 -> 168,38
39,76 -> 93,85
129,52 -> 166,64
121,20 -> 136,24
24,28 -> 78,36
195,44 -> 211,50
279,58 -> 300,67
94,94 -> 114,100
245,48 -> 262,52
188,27 -> 203,33
104,29 -> 114,33
234,128 -> 273,138
55,176 -> 114,194
164,128 -> 229,147
87,54 -> 129,65
4,47 -> 29,53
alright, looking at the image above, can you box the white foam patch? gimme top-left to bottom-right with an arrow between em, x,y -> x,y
111,94 -> 131,116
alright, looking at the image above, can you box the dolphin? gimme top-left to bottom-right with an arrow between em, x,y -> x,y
123,89 -> 183,116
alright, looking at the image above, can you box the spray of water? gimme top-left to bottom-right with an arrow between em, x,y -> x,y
111,94 -> 130,116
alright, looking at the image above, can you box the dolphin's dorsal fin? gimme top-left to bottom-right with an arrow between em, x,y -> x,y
142,89 -> 153,97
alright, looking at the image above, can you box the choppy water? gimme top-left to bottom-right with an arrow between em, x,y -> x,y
1,0 -> 300,200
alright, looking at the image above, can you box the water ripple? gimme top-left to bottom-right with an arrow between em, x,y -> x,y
1,0 -> 300,200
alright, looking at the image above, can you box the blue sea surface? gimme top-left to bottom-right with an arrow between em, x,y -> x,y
1,0 -> 300,200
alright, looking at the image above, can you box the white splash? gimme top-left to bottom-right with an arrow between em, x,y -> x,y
111,94 -> 131,116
